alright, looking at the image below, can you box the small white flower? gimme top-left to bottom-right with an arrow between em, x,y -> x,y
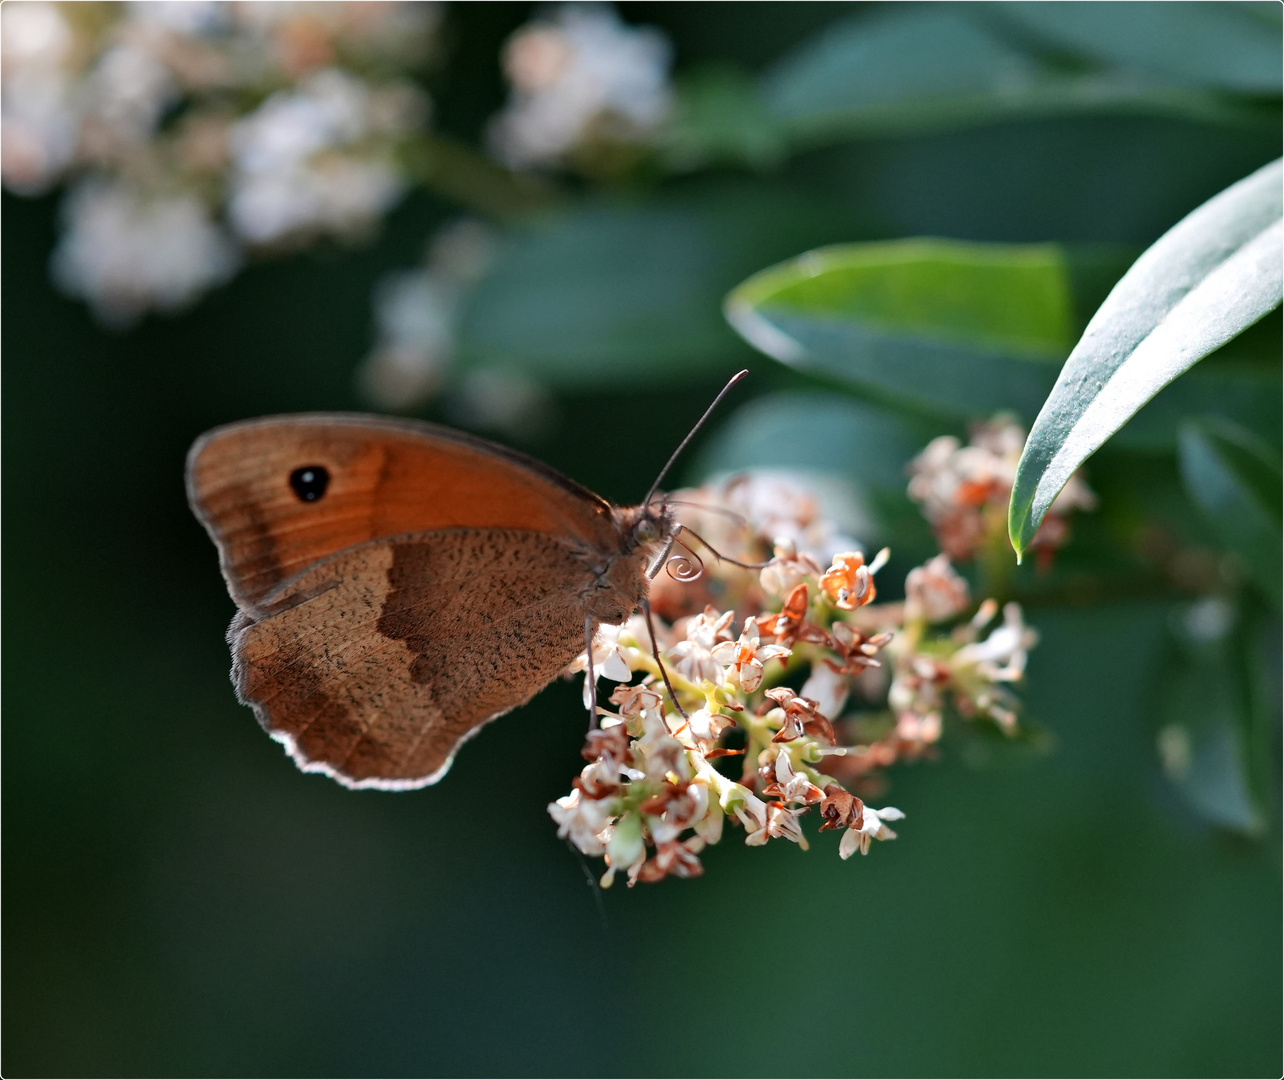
718,472 -> 864,567
904,554 -> 971,623
609,681 -> 662,721
227,69 -> 409,245
1,68 -> 78,194
635,713 -> 688,782
693,801 -> 724,845
648,781 -> 709,844
746,803 -> 810,849
838,805 -> 905,859
88,42 -> 178,144
570,620 -> 636,706
606,811 -> 646,868
895,709 -> 942,744
767,750 -> 824,806
953,602 -> 1037,681
2,2 -> 74,68
759,538 -> 824,596
730,789 -> 768,836
710,617 -> 790,692
668,608 -> 733,685
232,69 -> 370,174
548,788 -> 615,856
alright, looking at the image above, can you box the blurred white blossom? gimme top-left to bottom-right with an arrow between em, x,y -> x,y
489,3 -> 674,171
227,68 -> 412,245
691,471 -> 864,567
2,2 -> 79,194
904,554 -> 971,623
2,0 -> 439,324
51,179 -> 240,326
908,416 -> 1096,564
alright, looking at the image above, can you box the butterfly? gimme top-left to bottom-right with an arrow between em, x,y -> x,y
186,373 -> 746,789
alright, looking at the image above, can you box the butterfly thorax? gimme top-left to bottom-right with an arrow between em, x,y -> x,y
575,501 -> 674,625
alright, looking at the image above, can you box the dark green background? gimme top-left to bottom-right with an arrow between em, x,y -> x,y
4,4 -> 1280,1076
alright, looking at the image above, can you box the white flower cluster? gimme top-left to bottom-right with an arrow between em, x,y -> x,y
50,179 -> 240,327
226,67 -> 419,247
3,1 -> 438,325
488,3 -> 674,171
908,416 -> 1097,562
543,464 -> 1051,885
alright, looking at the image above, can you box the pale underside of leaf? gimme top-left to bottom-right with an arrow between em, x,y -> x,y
1027,221 -> 1281,528
1010,158 -> 1284,556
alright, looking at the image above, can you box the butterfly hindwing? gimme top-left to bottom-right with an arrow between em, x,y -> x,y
232,529 -> 599,788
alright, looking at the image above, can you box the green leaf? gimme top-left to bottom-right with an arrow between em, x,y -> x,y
724,239 -> 1075,419
1113,301 -> 1283,453
1178,419 -> 1283,607
758,6 -> 1272,148
456,187 -> 847,389
660,64 -> 788,172
691,390 -> 932,493
1009,158 -> 1283,558
1156,598 -> 1265,834
989,2 -> 1284,95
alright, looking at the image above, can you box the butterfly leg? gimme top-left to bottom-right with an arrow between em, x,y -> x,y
641,599 -> 688,726
584,613 -> 598,733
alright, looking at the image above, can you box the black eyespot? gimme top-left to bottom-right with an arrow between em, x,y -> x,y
289,465 -> 330,502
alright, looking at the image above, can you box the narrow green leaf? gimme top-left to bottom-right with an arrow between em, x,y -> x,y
1179,419 -> 1282,607
1009,159 -> 1283,558
724,239 -> 1074,419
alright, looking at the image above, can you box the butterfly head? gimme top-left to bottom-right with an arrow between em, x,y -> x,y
618,498 -> 678,557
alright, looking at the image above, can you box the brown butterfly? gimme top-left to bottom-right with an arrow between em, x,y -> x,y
186,374 -> 746,789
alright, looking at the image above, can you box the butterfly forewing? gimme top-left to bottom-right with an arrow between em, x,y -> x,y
186,414 -> 618,612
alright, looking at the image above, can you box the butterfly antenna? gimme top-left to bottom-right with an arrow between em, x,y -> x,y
664,499 -> 750,528
642,370 -> 748,506
678,524 -> 772,570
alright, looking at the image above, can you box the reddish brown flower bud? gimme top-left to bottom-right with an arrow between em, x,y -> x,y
819,784 -> 864,831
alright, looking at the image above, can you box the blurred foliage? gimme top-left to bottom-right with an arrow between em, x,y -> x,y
3,2 -> 1280,1076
